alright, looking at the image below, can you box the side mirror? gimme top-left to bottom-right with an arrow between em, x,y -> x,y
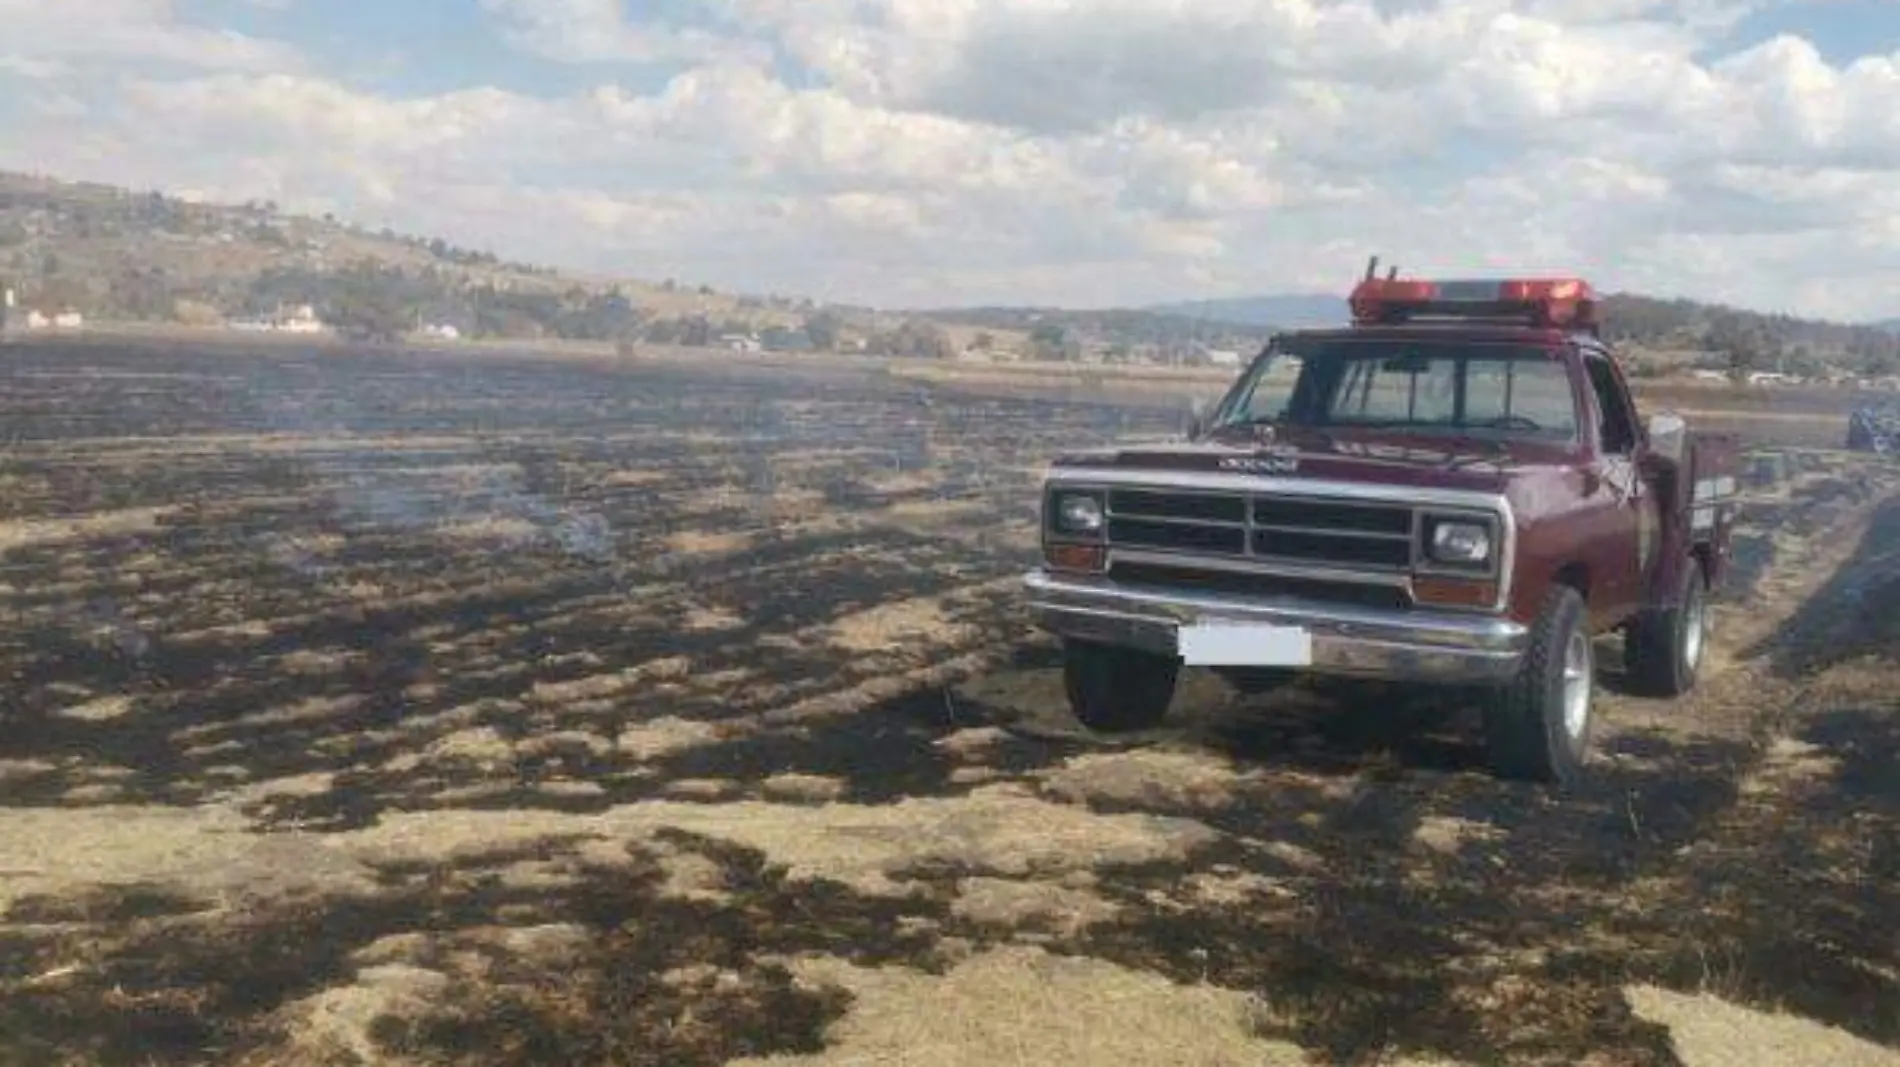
1645,410 -> 1687,468
1185,398 -> 1211,440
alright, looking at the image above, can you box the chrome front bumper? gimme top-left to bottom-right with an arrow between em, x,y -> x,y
1024,569 -> 1530,685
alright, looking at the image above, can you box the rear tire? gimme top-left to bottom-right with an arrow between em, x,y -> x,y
1624,559 -> 1710,698
1483,585 -> 1594,786
1062,640 -> 1178,733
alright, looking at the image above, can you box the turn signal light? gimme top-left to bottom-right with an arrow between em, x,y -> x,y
1413,576 -> 1498,610
1046,543 -> 1106,573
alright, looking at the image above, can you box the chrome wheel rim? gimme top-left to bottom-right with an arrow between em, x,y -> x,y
1683,583 -> 1707,671
1562,629 -> 1592,741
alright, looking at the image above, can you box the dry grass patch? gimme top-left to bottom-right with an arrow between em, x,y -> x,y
682,603 -> 748,631
54,694 -> 136,723
345,785 -> 1218,898
0,806 -> 377,913
516,730 -> 616,761
278,648 -> 362,675
1626,985 -> 1900,1067
661,777 -> 740,800
729,946 -> 1335,1067
759,648 -> 1001,728
1183,867 -> 1302,908
271,964 -> 451,1066
434,516 -> 542,543
824,596 -> 978,654
932,726 -> 1013,761
1412,815 -> 1508,855
874,497 -> 987,524
1739,736 -> 1840,797
949,877 -> 1121,936
760,774 -> 847,804
616,716 -> 725,761
861,470 -> 940,495
236,694 -> 369,731
0,506 -> 175,553
424,727 -> 518,771
1039,750 -> 1256,811
228,772 -> 339,806
602,468 -> 666,487
665,529 -> 754,555
527,655 -> 692,706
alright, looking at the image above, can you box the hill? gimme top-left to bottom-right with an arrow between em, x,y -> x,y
0,168 -> 1895,377
0,170 -> 847,347
1135,288 -> 1900,380
1145,293 -> 1344,330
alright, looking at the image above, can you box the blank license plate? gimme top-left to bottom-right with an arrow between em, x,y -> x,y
1178,621 -> 1313,667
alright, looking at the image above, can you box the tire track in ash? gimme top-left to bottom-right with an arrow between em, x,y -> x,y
0,339 -> 1157,828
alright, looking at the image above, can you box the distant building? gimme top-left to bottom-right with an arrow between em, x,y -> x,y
1186,343 -> 1243,367
23,309 -> 84,331
759,326 -> 812,352
232,304 -> 328,334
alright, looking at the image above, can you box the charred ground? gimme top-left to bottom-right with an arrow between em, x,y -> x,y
1,338 -> 1895,1067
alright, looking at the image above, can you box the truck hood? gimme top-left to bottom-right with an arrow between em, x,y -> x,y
1049,428 -> 1575,496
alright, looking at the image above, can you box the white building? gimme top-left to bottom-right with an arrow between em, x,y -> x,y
23,309 -> 84,330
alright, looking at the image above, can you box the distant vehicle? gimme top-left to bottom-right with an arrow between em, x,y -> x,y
1845,403 -> 1897,454
1023,264 -> 1742,787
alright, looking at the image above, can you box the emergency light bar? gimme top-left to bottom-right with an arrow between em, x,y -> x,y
1348,271 -> 1601,332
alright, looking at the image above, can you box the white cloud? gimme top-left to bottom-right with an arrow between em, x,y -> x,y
0,0 -> 301,74
0,0 -> 1897,319
478,0 -> 765,66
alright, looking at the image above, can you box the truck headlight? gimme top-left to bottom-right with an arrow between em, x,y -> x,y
1052,491 -> 1105,534
1429,520 -> 1492,565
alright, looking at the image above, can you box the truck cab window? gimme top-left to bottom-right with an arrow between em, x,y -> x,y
1585,353 -> 1637,455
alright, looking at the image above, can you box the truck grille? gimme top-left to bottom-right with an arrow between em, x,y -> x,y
1105,488 -> 1415,571
1106,561 -> 1411,611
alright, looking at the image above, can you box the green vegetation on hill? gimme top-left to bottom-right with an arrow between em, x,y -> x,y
1596,293 -> 1898,378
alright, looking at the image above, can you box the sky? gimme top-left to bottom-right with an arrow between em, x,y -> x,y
1,1 -> 1898,321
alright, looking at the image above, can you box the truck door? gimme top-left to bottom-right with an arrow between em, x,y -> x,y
1582,351 -> 1653,622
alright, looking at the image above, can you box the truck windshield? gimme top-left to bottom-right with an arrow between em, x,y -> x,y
1214,339 -> 1579,441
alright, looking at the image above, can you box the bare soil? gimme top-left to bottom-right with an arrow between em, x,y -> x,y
1,339 -> 1894,1067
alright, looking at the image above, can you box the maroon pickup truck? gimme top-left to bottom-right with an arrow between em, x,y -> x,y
1025,271 -> 1742,786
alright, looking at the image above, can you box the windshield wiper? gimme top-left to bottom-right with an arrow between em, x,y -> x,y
1209,414 -> 1284,437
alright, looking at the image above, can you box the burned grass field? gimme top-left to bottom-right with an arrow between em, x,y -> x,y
1,338 -> 1897,1067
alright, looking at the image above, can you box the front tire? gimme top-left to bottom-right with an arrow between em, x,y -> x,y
1483,585 -> 1594,786
1062,640 -> 1178,733
1624,559 -> 1710,698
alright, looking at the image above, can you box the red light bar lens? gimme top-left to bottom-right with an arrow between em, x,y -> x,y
1349,275 -> 1598,329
